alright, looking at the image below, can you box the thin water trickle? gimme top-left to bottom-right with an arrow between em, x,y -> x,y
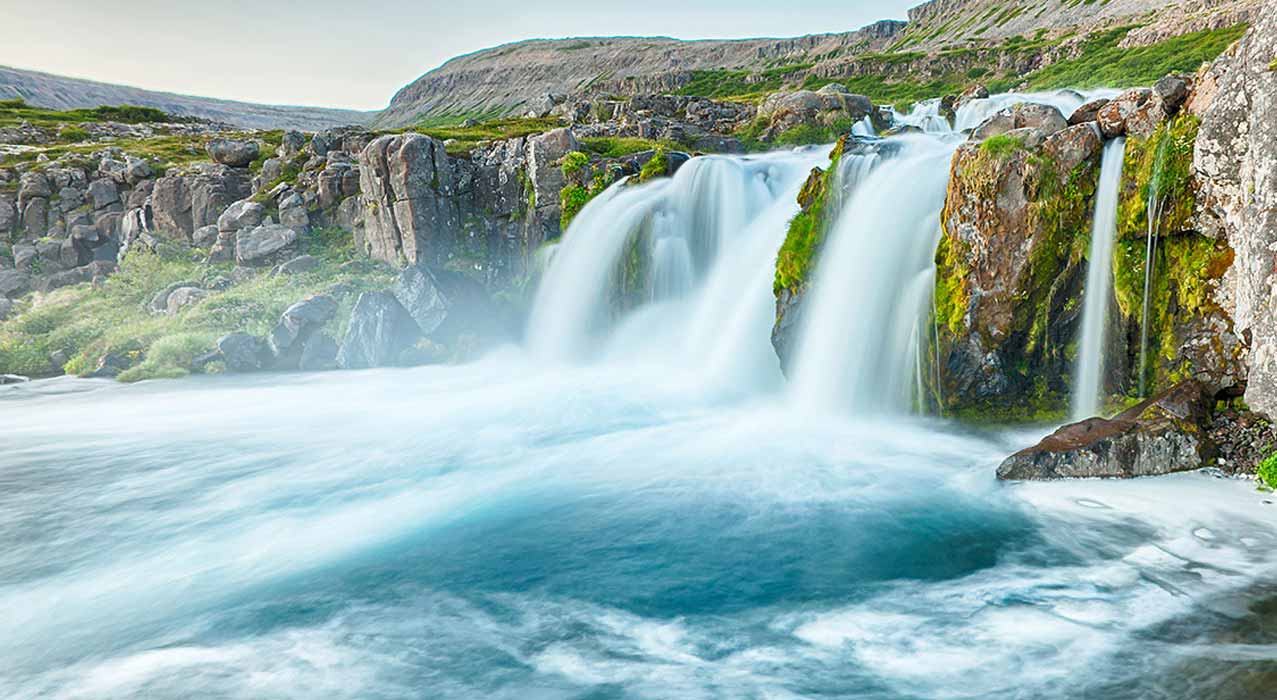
1072,138 -> 1128,420
1138,138 -> 1171,397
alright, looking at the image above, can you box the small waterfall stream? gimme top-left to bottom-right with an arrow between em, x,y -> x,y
1072,138 -> 1128,420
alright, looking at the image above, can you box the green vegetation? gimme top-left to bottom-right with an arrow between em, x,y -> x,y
675,64 -> 812,101
637,149 -> 669,183
0,233 -> 394,381
408,116 -> 565,156
1116,115 -> 1199,243
773,138 -> 846,296
1110,115 -> 1232,392
579,136 -> 674,158
0,98 -> 184,128
997,24 -> 1248,91
560,150 -> 589,178
1259,451 -> 1277,490
559,184 -> 591,230
979,133 -> 1025,159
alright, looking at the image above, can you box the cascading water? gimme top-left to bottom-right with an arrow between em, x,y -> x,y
788,135 -> 959,414
526,149 -> 823,390
5,92 -> 1277,700
1072,138 -> 1128,420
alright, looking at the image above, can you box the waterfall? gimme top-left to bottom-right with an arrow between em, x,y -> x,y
788,135 -> 959,414
526,149 -> 824,385
1071,138 -> 1127,420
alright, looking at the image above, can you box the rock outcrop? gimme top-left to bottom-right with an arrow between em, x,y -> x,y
1193,0 -> 1277,417
997,381 -> 1217,480
933,117 -> 1102,414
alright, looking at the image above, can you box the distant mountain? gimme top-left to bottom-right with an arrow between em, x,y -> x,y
0,65 -> 374,132
377,0 -> 1257,128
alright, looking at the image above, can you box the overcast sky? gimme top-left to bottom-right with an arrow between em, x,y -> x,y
0,0 -> 916,111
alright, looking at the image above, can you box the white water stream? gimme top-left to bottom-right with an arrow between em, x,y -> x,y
1072,138 -> 1128,420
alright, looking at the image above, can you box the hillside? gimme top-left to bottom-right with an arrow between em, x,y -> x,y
0,65 -> 374,132
377,0 -> 1258,128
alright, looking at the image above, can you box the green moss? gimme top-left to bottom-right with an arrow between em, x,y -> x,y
403,116 -> 565,157
933,233 -> 970,336
675,65 -> 811,100
559,184 -> 590,230
638,149 -> 670,183
773,139 -> 846,296
1116,114 -> 1200,244
1259,451 -> 1277,490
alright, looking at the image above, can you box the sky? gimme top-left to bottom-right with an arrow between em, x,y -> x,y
0,0 -> 916,111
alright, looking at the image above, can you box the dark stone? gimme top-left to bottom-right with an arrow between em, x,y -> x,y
269,294 -> 338,367
997,381 -> 1217,480
216,332 -> 271,373
298,333 -> 339,372
336,291 -> 421,369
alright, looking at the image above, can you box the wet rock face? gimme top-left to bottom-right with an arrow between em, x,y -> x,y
997,381 -> 1217,480
1193,2 -> 1277,419
933,123 -> 1102,412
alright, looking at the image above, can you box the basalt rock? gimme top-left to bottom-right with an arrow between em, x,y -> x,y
269,294 -> 338,368
997,381 -> 1217,480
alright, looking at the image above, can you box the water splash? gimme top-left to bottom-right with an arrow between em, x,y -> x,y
1072,138 -> 1128,420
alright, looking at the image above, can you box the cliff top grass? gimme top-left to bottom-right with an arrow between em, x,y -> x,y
0,231 -> 395,381
0,98 -> 188,128
404,116 -> 565,156
997,24 -> 1248,91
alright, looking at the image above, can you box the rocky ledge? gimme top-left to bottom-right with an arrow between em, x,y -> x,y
997,381 -> 1217,480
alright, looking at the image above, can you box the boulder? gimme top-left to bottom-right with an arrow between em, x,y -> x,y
217,200 -> 264,233
336,291 -> 421,369
235,223 -> 297,266
1095,88 -> 1152,138
149,175 -> 192,236
0,298 -> 11,321
207,138 -> 260,168
1153,74 -> 1191,114
1067,98 -> 1110,126
278,130 -> 306,158
165,287 -> 208,314
298,333 -> 339,372
1042,122 -> 1103,174
274,254 -> 320,275
393,264 -> 451,335
87,178 -> 120,210
149,280 -> 201,314
997,382 -> 1217,480
216,332 -> 271,373
278,193 -> 309,231
269,293 -> 338,366
193,224 -> 220,248
971,103 -> 1067,141
0,270 -> 30,299
0,374 -> 29,384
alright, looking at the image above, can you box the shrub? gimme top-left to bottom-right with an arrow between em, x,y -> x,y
116,332 -> 214,383
58,126 -> 90,143
560,151 -> 589,178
